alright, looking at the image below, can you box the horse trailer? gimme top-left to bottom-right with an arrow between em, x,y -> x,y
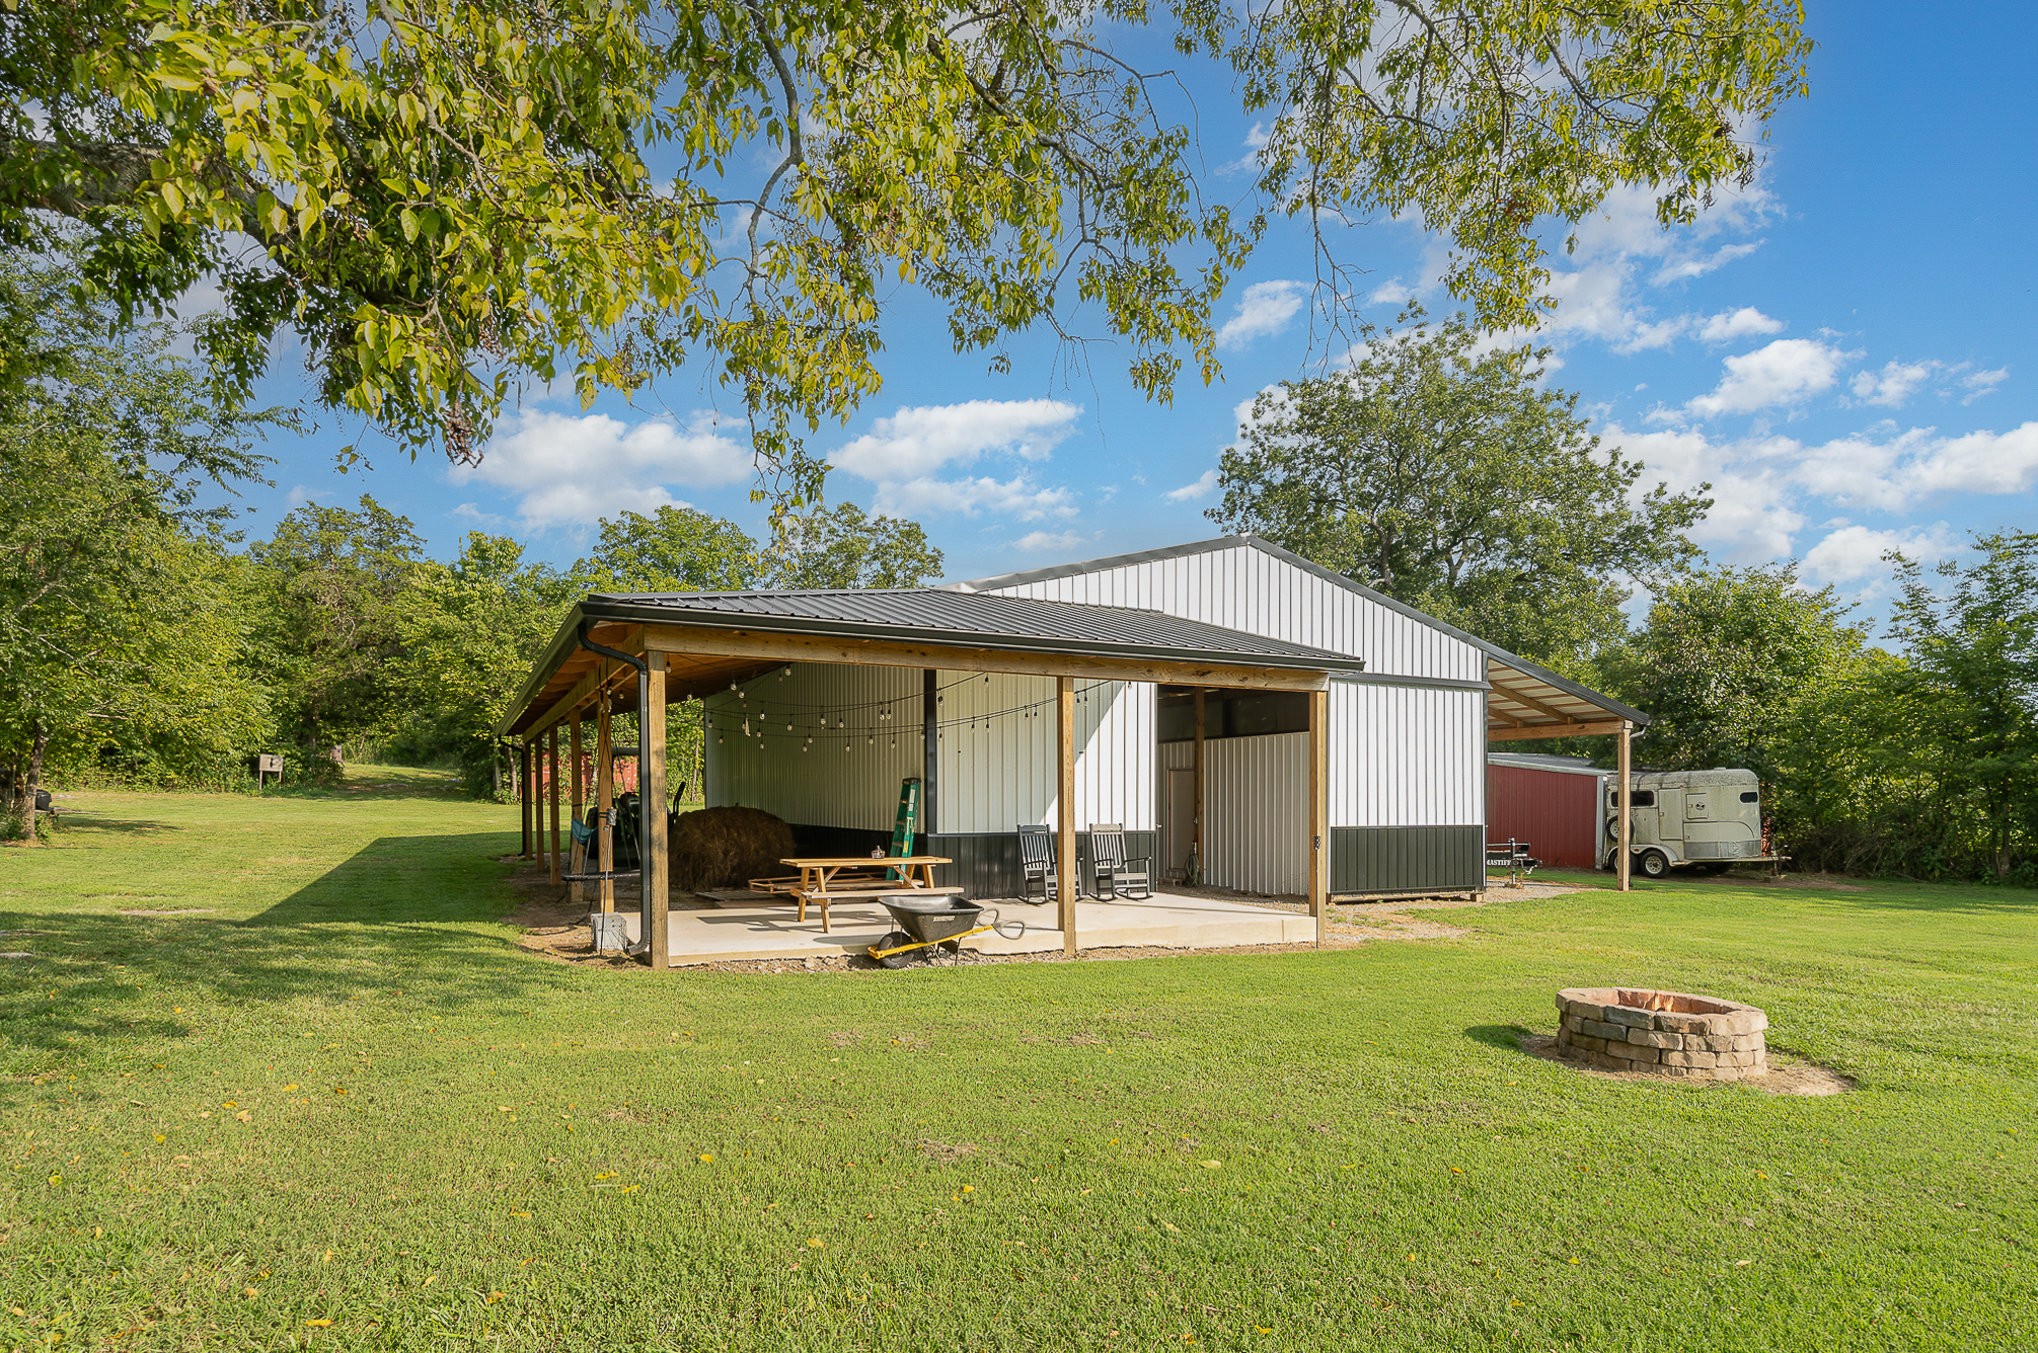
1603,767 -> 1775,878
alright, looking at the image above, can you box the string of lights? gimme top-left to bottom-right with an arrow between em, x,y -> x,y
700,677 -> 1120,749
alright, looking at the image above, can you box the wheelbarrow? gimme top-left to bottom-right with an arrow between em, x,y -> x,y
869,894 -> 1026,968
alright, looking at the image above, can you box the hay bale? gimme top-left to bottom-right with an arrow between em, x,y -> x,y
672,806 -> 797,890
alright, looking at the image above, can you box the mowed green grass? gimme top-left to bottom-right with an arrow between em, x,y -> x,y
2,771 -> 2034,1352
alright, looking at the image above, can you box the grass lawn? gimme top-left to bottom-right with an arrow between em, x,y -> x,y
2,769 -> 2033,1351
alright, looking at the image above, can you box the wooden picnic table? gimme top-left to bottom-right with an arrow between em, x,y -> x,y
770,855 -> 955,933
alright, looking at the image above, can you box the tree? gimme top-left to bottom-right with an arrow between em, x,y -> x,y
3,2 -> 1809,488
765,503 -> 944,589
0,260 -> 273,840
573,506 -> 757,595
1876,534 -> 2038,879
1607,566 -> 1865,783
391,532 -> 576,794
247,495 -> 423,759
1209,315 -> 1710,665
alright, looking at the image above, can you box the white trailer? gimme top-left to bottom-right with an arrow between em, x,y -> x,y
1600,767 -> 1776,878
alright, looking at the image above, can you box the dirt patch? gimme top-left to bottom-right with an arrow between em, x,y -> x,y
1518,1032 -> 1854,1095
1737,872 -> 1868,892
914,1139 -> 977,1163
825,1030 -> 861,1049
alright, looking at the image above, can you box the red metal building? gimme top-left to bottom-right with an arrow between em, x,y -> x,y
1487,753 -> 1606,870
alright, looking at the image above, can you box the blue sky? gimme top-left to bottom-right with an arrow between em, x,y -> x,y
231,4 -> 2037,619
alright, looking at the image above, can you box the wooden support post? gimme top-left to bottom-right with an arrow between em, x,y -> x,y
596,690 -> 615,916
535,741 -> 550,875
1617,719 -> 1633,892
1191,688 -> 1206,884
568,713 -> 585,908
644,657 -> 670,968
1308,686 -> 1329,945
547,725 -> 563,885
519,742 -> 533,858
1056,676 -> 1078,958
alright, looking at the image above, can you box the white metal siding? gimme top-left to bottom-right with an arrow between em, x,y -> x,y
930,672 -> 1156,835
987,543 -> 1483,682
1330,679 -> 1485,827
703,664 -> 923,830
705,664 -> 1155,834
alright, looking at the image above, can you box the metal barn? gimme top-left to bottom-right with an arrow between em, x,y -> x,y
496,534 -> 1649,968
950,536 -> 1648,898
1487,753 -> 1608,871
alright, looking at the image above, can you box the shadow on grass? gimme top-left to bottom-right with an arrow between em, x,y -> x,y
0,831 -> 576,1074
1464,1023 -> 1534,1050
37,813 -> 187,836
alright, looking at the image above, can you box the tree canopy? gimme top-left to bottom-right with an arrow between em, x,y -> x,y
4,1 -> 1810,490
0,255 -> 274,837
1208,314 -> 1710,666
764,503 -> 942,590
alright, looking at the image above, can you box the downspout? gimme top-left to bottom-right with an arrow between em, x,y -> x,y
577,622 -> 652,948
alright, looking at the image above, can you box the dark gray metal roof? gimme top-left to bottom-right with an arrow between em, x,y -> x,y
582,587 -> 1368,672
956,534 -> 1648,727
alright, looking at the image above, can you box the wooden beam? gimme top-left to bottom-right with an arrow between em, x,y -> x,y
537,743 -> 552,876
547,725 -> 563,885
526,652 -> 637,739
1057,676 -> 1077,958
1487,719 -> 1630,742
644,658 -> 670,969
1307,686 -> 1329,947
1191,688 -> 1206,884
519,741 -> 533,858
568,713 -> 585,909
596,687 -> 615,917
1489,680 -> 1588,725
1617,719 -> 1633,893
1487,703 -> 1528,727
638,623 -> 1331,693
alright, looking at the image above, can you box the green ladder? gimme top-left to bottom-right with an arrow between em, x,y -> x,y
887,777 -> 923,880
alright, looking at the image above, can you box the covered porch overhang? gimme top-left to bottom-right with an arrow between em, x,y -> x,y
1480,649 -> 1652,890
495,591 -> 1360,967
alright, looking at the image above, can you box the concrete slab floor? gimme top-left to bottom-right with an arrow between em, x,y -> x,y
607,889 -> 1318,966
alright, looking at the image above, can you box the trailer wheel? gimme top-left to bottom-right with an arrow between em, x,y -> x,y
1637,848 -> 1672,880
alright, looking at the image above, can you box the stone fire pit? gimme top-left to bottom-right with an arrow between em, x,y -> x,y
1555,987 -> 1767,1080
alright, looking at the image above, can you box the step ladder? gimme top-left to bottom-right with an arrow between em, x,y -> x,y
887,777 -> 923,880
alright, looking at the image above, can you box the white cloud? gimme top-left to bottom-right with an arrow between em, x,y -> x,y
1651,241 -> 1762,285
830,398 -> 1079,480
825,398 -> 1084,524
1900,421 -> 2038,497
1851,359 -> 1941,408
1687,338 -> 1853,417
458,409 -> 749,526
1216,280 -> 1307,350
1013,529 -> 1088,554
1604,423 -> 1805,561
871,473 -> 1075,522
1803,523 -> 1961,583
1164,468 -> 1221,503
1962,366 -> 2009,403
1367,278 -> 1416,307
1220,120 -> 1273,175
1697,308 -> 1785,343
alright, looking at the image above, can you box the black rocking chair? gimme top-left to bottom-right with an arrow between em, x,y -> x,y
1017,823 -> 1058,905
1088,823 -> 1152,900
